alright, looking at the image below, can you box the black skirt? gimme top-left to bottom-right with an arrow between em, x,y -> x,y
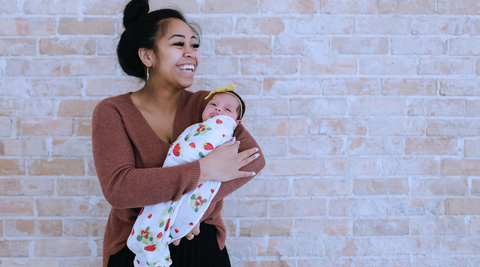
108,223 -> 231,267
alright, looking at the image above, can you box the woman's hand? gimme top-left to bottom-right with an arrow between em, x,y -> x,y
171,222 -> 201,246
198,140 -> 259,185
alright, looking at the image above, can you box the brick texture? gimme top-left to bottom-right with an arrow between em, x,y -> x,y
2,0 -> 480,265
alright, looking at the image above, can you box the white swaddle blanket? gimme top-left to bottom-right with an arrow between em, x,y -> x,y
127,115 -> 236,267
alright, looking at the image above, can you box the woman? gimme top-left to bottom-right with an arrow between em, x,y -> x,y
91,0 -> 265,266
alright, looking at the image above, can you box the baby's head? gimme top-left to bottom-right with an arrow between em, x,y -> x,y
202,90 -> 245,125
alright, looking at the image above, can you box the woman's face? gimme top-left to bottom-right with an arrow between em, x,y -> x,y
152,18 -> 200,89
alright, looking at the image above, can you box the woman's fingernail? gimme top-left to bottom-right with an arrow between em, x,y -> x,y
252,172 -> 256,176
255,148 -> 259,152
255,153 -> 259,158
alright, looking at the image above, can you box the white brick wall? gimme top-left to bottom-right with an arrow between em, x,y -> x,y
1,0 -> 480,266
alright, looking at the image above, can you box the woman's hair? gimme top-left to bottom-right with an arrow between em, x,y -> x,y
117,0 -> 201,80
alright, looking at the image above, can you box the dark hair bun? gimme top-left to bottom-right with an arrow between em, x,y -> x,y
123,0 -> 149,28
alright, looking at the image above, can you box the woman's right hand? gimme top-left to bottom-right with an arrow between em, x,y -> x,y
198,140 -> 259,184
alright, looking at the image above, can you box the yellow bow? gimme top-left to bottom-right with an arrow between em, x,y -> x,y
205,84 -> 235,100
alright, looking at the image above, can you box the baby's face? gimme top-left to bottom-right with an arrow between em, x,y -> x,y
202,93 -> 240,123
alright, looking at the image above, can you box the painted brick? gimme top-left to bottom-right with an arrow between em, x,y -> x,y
407,99 -> 464,116
0,179 -> 21,195
0,139 -> 22,156
437,0 -> 480,14
260,0 -> 317,14
267,238 -> 323,257
354,219 -> 409,236
369,118 -> 426,136
222,200 -> 267,217
378,0 -> 435,14
406,138 -> 459,155
150,0 -> 199,13
411,217 -> 467,235
241,57 -> 297,75
28,79 -> 83,96
204,78 -> 261,95
195,17 -> 233,35
445,199 -> 480,215
264,78 -> 322,95
24,0 -> 78,14
203,0 -> 257,13
234,179 -> 290,197
360,57 -> 417,75
333,37 -> 388,54
323,78 -> 379,95
353,178 -> 408,195
87,158 -> 97,176
468,218 -> 480,234
4,219 -> 34,236
36,198 -> 110,217
64,219 -> 106,237
354,259 -> 410,267
270,199 -> 326,217
0,38 -> 36,56
22,178 -> 55,196
6,59 -> 61,76
310,118 -> 367,135
412,178 -> 468,196
239,219 -> 293,236
324,159 -> 346,176
442,237 -> 480,254
216,38 -> 271,55
57,179 -> 102,196
251,118 -> 308,136
227,237 -> 266,257
412,258 -> 469,267
392,38 -> 447,55
383,237 -> 441,255
321,0 -> 375,14
35,239 -> 91,257
274,36 -> 329,56
0,241 -> 30,257
27,159 -> 85,176
0,199 -> 34,216
63,58 -> 117,76
236,17 -> 285,35
468,18 -> 480,35
387,199 -> 443,216
348,137 -> 403,155
381,158 -> 438,175
0,18 -> 55,36
80,0 -> 126,15
329,199 -> 386,216
295,17 -> 352,34
427,119 -> 480,138
289,136 -> 343,155
346,157 -> 381,176
245,99 -> 289,117
98,37 -> 117,55
251,137 -> 287,157
58,18 -> 116,35
440,79 -> 480,96
450,38 -> 480,56
441,159 -> 480,176
241,260 -> 296,267
86,78 -> 142,96
477,60 -> 480,76
294,179 -> 349,196
298,259 -> 352,267
419,58 -> 474,75
411,17 -> 467,35
291,98 -> 347,117
0,0 -> 20,14
57,100 -> 100,117
196,57 -> 239,76
18,118 -> 73,136
263,159 -> 322,176
465,139 -> 480,157
1,78 -> 28,96
325,238 -> 383,257
0,159 -> 25,175
40,37 -> 96,55
355,18 -> 409,35
75,119 -> 92,136
382,78 -> 437,96
349,98 -> 406,116
24,139 -> 48,156
296,219 -> 348,236
301,57 -> 357,75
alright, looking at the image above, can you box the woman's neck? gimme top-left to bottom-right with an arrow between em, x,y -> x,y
134,82 -> 183,114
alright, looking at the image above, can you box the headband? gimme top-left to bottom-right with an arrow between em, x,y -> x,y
205,84 -> 243,119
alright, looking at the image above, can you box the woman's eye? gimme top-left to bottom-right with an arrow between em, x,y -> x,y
192,44 -> 200,48
174,42 -> 184,47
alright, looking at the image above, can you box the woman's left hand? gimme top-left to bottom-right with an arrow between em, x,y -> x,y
172,222 -> 201,246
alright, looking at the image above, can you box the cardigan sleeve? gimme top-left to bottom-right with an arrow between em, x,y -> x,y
92,99 -> 200,209
200,123 -> 266,221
